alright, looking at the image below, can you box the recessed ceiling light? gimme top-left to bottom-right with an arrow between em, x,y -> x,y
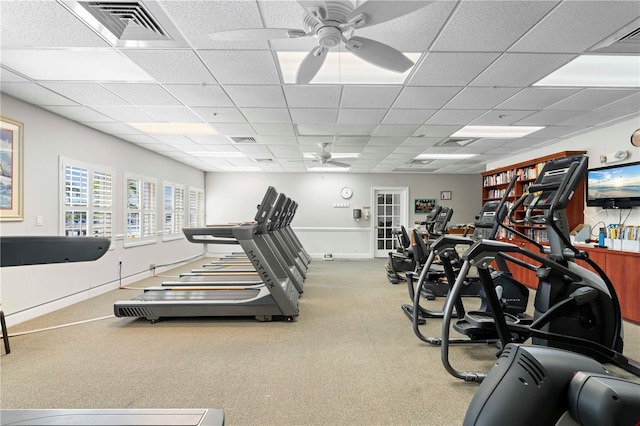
414,153 -> 477,160
277,51 -> 421,84
127,123 -> 217,135
186,151 -> 244,158
1,49 -> 153,81
534,55 -> 640,87
451,126 -> 544,138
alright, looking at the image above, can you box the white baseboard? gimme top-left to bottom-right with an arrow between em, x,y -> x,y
307,252 -> 372,260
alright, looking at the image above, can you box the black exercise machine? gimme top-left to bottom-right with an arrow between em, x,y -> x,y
439,154 -> 640,381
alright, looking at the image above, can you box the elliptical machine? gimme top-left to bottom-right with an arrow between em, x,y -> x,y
408,177 -> 529,334
439,154 -> 640,381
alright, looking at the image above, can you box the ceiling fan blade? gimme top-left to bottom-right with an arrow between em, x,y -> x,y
296,46 -> 328,84
345,36 -> 414,73
327,160 -> 351,168
209,28 -> 307,41
347,1 -> 432,29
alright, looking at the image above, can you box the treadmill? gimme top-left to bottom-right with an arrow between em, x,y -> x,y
114,187 -> 300,322
186,193 -> 306,292
0,239 -> 224,425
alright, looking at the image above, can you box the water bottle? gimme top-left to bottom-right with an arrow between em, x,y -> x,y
598,228 -> 606,247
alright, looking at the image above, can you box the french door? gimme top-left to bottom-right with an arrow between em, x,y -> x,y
373,188 -> 408,258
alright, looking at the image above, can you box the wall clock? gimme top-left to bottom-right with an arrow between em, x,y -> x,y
631,128 -> 640,147
340,187 -> 353,199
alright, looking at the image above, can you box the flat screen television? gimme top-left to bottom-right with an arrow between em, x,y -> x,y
586,160 -> 640,209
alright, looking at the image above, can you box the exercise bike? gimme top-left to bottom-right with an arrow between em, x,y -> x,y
439,154 -> 640,382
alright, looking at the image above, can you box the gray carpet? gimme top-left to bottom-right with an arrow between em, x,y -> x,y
1,258 -> 639,425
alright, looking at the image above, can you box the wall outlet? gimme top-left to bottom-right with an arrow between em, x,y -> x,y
149,263 -> 156,271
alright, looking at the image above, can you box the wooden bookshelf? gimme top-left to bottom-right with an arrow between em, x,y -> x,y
482,151 -> 640,323
481,151 -> 586,242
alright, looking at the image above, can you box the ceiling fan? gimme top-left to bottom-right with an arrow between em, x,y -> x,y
308,142 -> 356,167
208,1 -> 432,84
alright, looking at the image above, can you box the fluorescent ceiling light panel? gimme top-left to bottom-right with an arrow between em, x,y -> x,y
127,123 -> 217,135
534,55 -> 640,87
187,151 -> 244,158
307,166 -> 348,172
1,49 -> 153,81
277,52 -> 420,84
452,126 -> 544,138
415,153 -> 477,160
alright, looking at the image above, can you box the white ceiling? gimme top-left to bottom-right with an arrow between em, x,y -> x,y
1,0 -> 639,174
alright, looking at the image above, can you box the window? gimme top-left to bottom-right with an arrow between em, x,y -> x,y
189,187 -> 205,227
60,158 -> 114,245
125,173 -> 157,246
163,181 -> 185,241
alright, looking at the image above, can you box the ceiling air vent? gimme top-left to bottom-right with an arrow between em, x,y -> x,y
436,137 -> 479,147
229,136 -> 258,144
64,1 -> 189,47
409,159 -> 434,165
255,158 -> 274,163
591,20 -> 640,54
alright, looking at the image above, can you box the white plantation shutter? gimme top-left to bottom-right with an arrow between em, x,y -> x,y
61,159 -> 114,243
163,182 -> 185,240
189,188 -> 205,227
125,174 -> 157,246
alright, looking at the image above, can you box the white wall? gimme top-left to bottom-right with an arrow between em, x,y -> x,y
204,172 -> 482,258
487,117 -> 640,234
0,94 -> 206,325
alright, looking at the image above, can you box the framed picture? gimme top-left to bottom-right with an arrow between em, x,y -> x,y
414,198 -> 437,214
440,191 -> 452,201
1,117 -> 24,221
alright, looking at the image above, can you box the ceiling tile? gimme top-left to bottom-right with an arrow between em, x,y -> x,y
496,87 -> 582,110
426,109 -> 486,125
91,106 -> 158,122
39,82 -> 129,106
1,67 -> 30,82
596,93 -> 640,113
123,50 -> 216,84
382,109 -> 436,125
224,85 -> 287,108
470,53 -> 576,87
409,53 -> 500,86
546,89 -> 639,111
296,124 -> 375,136
199,50 -> 281,84
210,123 -> 256,135
163,85 -> 234,107
374,125 -> 420,137
367,137 -> 406,147
283,85 -> 341,108
240,108 -> 291,123
161,1 -> 267,49
251,123 -> 296,136
290,109 -> 338,124
340,86 -> 402,108
471,110 -> 537,126
395,86 -> 462,109
445,87 -> 521,109
431,1 -> 555,52
102,83 -> 181,105
412,125 -> 463,138
259,136 -> 298,145
515,110 -> 585,126
337,109 -> 387,125
42,106 -> 114,123
0,82 -> 78,106
83,122 -> 141,135
192,107 -> 247,123
511,1 -> 640,53
0,1 -> 109,47
186,135 -> 233,145
139,106 -> 203,122
401,137 -> 442,147
558,110 -> 639,127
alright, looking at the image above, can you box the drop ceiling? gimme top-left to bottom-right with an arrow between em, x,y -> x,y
1,0 -> 639,174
